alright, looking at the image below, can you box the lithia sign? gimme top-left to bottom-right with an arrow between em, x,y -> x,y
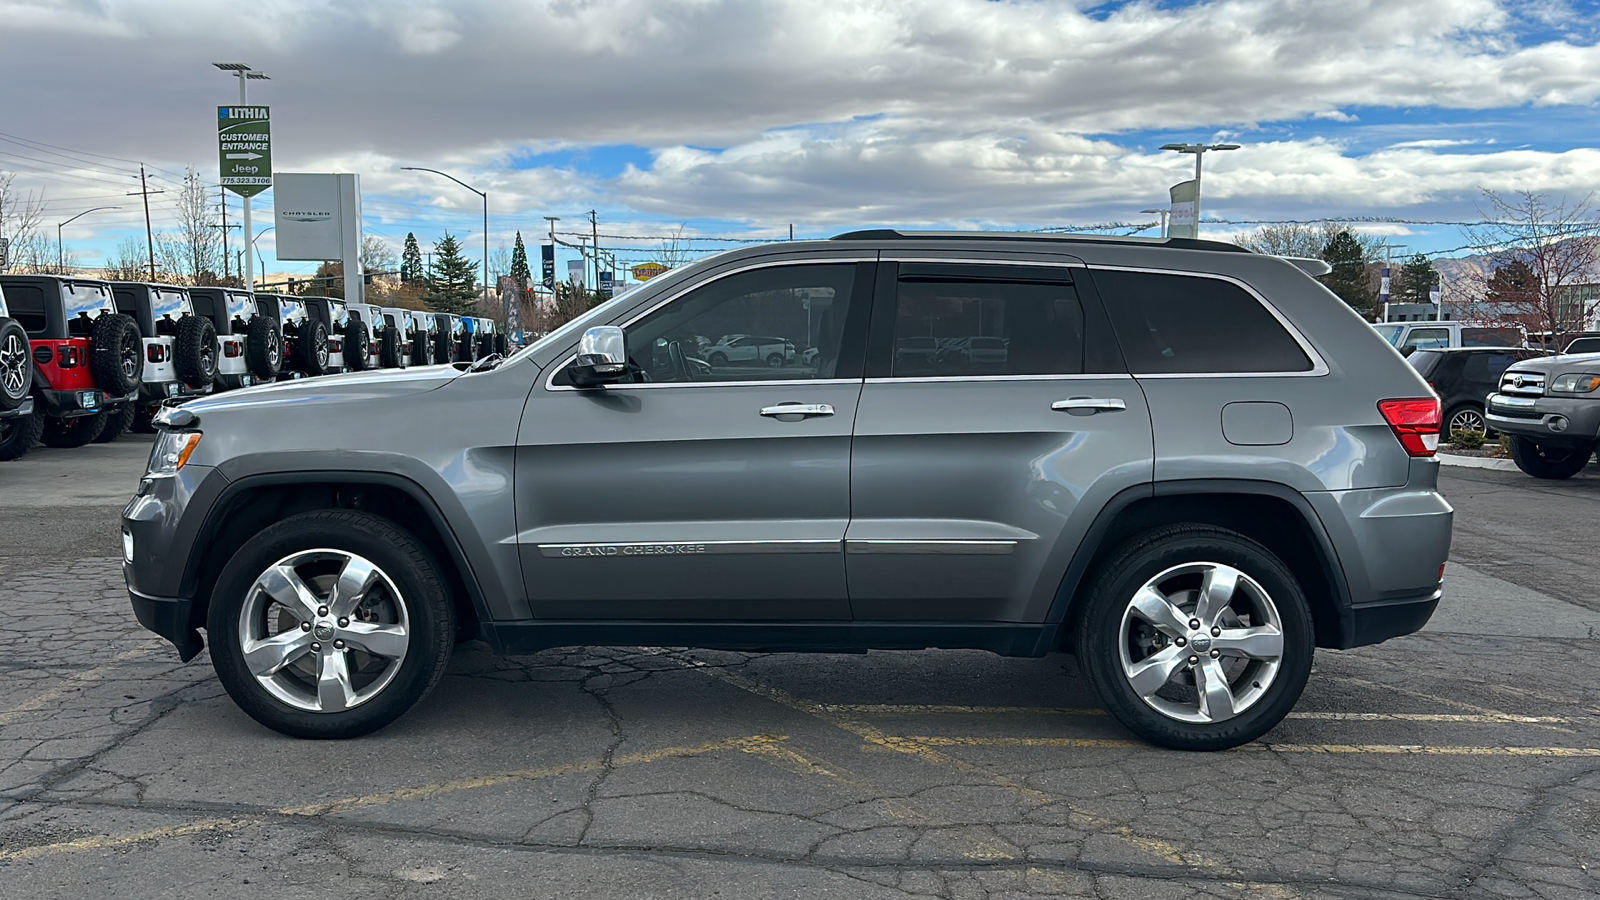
217,106 -> 272,198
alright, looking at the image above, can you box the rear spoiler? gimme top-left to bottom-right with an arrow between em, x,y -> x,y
1280,257 -> 1332,277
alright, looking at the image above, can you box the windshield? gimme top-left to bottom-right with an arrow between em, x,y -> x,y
225,292 -> 255,321
63,282 -> 116,320
1373,324 -> 1405,347
151,288 -> 190,323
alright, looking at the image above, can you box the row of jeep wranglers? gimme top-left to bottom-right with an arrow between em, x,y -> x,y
0,274 -> 505,460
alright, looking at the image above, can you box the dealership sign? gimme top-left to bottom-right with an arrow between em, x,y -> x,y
218,106 -> 272,198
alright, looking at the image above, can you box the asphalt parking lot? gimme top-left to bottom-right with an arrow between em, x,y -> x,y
2,443 -> 1598,899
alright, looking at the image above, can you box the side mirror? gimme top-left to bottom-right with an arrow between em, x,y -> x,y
570,326 -> 628,387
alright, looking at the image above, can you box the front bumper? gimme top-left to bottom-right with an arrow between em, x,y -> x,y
128,584 -> 203,661
123,463 -> 223,658
1485,392 -> 1600,447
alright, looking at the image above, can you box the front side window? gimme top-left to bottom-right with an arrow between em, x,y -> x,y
1374,324 -> 1405,347
1406,328 -> 1450,352
622,263 -> 857,383
890,278 -> 1083,377
1095,269 -> 1313,374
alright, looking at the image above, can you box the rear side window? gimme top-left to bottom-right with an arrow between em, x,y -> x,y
891,278 -> 1084,377
1405,328 -> 1450,352
1094,269 -> 1312,374
1462,327 -> 1519,348
1407,350 -> 1444,378
1566,337 -> 1600,354
4,284 -> 49,333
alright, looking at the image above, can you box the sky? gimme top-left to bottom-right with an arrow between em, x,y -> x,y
2,0 -> 1598,282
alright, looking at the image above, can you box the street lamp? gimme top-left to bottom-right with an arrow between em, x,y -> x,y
57,206 -> 120,273
1139,208 -> 1170,239
251,226 -> 276,291
402,166 -> 491,322
1158,142 -> 1239,235
213,62 -> 270,291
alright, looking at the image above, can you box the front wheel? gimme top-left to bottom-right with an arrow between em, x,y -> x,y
1443,404 -> 1487,441
1508,435 -> 1594,479
208,510 -> 454,738
1074,525 -> 1313,751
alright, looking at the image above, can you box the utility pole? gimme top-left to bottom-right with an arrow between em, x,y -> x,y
589,210 -> 599,295
128,165 -> 164,280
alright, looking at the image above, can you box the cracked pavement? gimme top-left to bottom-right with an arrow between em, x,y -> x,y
2,440 -> 1598,898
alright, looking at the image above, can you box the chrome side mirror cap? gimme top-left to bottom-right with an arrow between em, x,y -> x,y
570,326 -> 628,386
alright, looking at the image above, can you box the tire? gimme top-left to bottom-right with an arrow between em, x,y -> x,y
708,352 -> 728,368
41,411 -> 107,449
90,313 -> 142,396
1443,404 -> 1487,441
129,404 -> 156,434
343,319 -> 370,371
92,403 -> 136,444
245,317 -> 282,379
1073,524 -> 1314,751
495,334 -> 508,356
766,353 -> 784,368
1508,435 -> 1594,480
478,333 -> 494,359
433,331 -> 453,366
0,319 -> 32,411
413,331 -> 434,366
0,408 -> 43,461
299,320 -> 330,376
380,327 -> 402,368
207,510 -> 455,739
174,316 -> 219,389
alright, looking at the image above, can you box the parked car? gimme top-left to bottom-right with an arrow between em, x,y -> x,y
1406,347 -> 1540,439
433,313 -> 463,363
348,302 -> 387,370
1562,333 -> 1600,355
256,293 -> 326,379
704,333 -> 796,367
1372,321 -> 1526,355
189,287 -> 281,389
377,307 -> 414,368
303,297 -> 354,374
127,230 -> 1453,751
1485,348 -> 1600,478
0,283 -> 39,459
110,282 -> 216,437
408,310 -> 437,366
0,274 -> 141,455
469,317 -> 501,358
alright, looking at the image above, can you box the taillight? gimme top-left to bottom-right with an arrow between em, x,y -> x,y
224,341 -> 242,358
1378,398 -> 1442,457
58,346 -> 82,368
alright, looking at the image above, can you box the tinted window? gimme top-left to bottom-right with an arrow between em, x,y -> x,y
1406,350 -> 1444,378
1095,269 -> 1312,373
1462,327 -> 1519,348
66,283 -> 115,320
5,283 -> 48,334
150,289 -> 189,323
226,292 -> 255,322
1565,337 -> 1600,354
891,278 -> 1083,377
624,263 -> 856,383
1406,328 -> 1450,351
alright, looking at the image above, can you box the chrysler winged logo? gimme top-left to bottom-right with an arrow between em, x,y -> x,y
282,209 -> 334,224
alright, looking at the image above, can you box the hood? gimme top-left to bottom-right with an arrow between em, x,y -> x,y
1505,351 -> 1600,375
179,363 -> 464,416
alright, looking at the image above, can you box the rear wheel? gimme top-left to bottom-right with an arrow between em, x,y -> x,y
1443,404 -> 1487,441
0,319 -> 32,411
1074,525 -> 1313,751
245,316 -> 282,379
1509,435 -> 1594,479
92,404 -> 136,444
300,321 -> 330,376
90,313 -> 142,396
0,408 -> 43,461
41,412 -> 107,449
175,316 -> 219,389
208,510 -> 455,739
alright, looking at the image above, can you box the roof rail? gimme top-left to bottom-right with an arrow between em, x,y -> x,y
829,229 -> 1251,254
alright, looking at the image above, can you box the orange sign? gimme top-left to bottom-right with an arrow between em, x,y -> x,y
631,262 -> 669,281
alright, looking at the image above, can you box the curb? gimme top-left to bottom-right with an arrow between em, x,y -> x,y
1438,452 -> 1519,471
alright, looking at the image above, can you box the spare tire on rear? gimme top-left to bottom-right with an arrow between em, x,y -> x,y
495,334 -> 509,356
299,320 -> 330,376
0,318 -> 32,412
245,316 -> 282,379
433,329 -> 453,365
379,326 -> 402,367
175,315 -> 218,388
90,313 -> 142,396
344,319 -> 370,371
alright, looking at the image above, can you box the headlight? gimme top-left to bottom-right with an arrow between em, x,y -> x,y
147,431 -> 202,477
1549,373 -> 1600,394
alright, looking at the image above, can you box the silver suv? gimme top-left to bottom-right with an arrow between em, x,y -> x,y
123,231 -> 1453,750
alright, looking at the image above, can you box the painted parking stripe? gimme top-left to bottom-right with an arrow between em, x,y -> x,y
904,736 -> 1600,757
0,646 -> 153,728
816,704 -> 1574,725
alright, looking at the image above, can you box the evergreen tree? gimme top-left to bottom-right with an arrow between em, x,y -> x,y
424,232 -> 478,314
1394,253 -> 1437,304
400,232 -> 424,284
1485,259 -> 1538,304
1318,230 -> 1374,316
510,231 -> 532,289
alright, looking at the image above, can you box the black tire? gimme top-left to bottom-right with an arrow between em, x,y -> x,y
207,510 -> 455,739
413,330 -> 433,366
433,330 -> 453,366
129,404 -> 156,434
0,408 -> 43,461
40,412 -> 107,449
380,327 -> 402,368
90,313 -> 142,396
1443,404 -> 1488,441
708,352 -> 728,367
495,334 -> 508,356
766,353 -> 784,368
477,333 -> 494,359
299,320 -> 330,376
344,319 -> 370,371
92,403 -> 136,444
1508,435 -> 1594,479
1073,524 -> 1314,751
174,316 -> 219,389
0,319 -> 32,411
245,316 -> 282,379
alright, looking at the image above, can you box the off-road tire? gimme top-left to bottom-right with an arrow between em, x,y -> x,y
0,319 -> 32,411
1509,435 -> 1594,479
130,404 -> 156,434
90,313 -> 142,396
495,334 -> 508,356
433,330 -> 453,366
174,316 -> 219,389
477,333 -> 494,359
413,331 -> 434,366
245,317 -> 282,379
40,412 -> 107,449
208,510 -> 455,739
92,404 -> 136,444
0,408 -> 43,460
299,320 -> 330,376
1073,524 -> 1314,751
344,320 -> 370,371
380,327 -> 402,368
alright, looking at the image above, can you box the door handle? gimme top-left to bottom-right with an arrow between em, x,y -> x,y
760,403 -> 835,418
1051,398 -> 1127,414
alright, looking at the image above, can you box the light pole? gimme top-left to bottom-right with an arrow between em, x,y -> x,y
57,206 -> 120,273
251,226 -> 276,291
403,166 -> 491,321
1158,142 -> 1239,236
1139,208 -> 1170,239
213,63 -> 270,293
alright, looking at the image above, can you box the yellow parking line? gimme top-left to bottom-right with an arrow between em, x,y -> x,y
0,734 -> 782,862
0,646 -> 153,728
818,705 -> 1572,725
1336,676 -> 1575,733
903,736 -> 1600,757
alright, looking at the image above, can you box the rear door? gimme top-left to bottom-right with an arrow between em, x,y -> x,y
846,259 -> 1153,623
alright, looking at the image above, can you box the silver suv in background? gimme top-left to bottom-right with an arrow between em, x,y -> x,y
124,231 -> 1452,751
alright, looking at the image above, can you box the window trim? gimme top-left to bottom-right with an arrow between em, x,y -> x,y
1087,263 -> 1330,379
543,257 -> 874,392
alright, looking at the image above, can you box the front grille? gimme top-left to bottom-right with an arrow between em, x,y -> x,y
1499,370 -> 1545,397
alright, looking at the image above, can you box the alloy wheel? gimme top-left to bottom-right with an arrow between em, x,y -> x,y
120,339 -> 139,381
1118,562 -> 1285,724
237,549 -> 411,713
0,332 -> 26,398
1449,408 -> 1486,436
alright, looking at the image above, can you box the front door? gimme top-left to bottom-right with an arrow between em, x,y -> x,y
516,261 -> 874,620
847,260 -> 1155,623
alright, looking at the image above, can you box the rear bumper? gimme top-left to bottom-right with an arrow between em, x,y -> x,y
1348,591 -> 1441,647
36,387 -> 106,418
0,397 -> 34,419
1485,392 -> 1600,447
139,380 -> 207,403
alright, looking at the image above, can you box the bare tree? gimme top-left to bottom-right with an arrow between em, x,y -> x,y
1462,191 -> 1600,346
172,168 -> 222,284
1235,221 -> 1385,261
0,171 -> 51,272
103,236 -> 150,282
361,235 -> 399,300
651,224 -> 694,270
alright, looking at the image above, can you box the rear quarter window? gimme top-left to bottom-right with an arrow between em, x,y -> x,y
1407,350 -> 1444,379
1092,269 -> 1313,374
